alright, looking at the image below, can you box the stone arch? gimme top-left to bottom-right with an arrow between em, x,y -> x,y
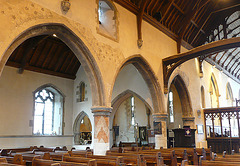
209,73 -> 220,108
169,75 -> 194,127
110,89 -> 153,146
73,111 -> 92,145
33,83 -> 66,97
1,23 -> 105,106
110,55 -> 164,114
111,89 -> 153,121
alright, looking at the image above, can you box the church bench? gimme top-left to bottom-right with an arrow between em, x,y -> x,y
106,152 -> 145,166
214,157 -> 240,162
200,160 -> 240,166
85,154 -> 124,165
0,163 -> 23,166
32,158 -> 90,166
0,158 -> 7,163
114,149 -> 180,166
139,149 -> 185,165
154,148 -> 198,165
68,150 -> 93,158
63,156 -> 125,166
0,154 -> 26,165
107,151 -> 175,166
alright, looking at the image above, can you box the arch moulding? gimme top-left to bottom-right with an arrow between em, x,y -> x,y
109,54 -> 165,114
1,23 -> 105,107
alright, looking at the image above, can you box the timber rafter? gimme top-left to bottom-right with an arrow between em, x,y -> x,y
163,37 -> 240,93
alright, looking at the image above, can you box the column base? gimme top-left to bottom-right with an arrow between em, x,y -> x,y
155,134 -> 167,149
93,141 -> 109,155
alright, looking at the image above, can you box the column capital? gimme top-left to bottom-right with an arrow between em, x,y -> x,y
91,106 -> 112,116
182,116 -> 195,121
152,113 -> 168,122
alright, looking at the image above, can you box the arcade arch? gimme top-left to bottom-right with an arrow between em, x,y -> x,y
167,75 -> 194,147
1,23 -> 105,107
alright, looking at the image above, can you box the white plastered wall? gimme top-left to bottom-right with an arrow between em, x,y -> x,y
0,66 -> 74,148
0,0 -> 239,150
73,66 -> 94,150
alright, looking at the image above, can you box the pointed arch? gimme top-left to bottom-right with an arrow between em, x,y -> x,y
169,75 -> 193,117
33,84 -> 65,135
73,111 -> 92,145
1,23 -> 105,106
73,111 -> 88,134
111,89 -> 153,117
110,55 -> 164,114
33,83 -> 66,97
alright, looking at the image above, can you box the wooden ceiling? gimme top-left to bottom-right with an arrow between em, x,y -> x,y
6,35 -> 80,79
114,0 -> 240,82
5,0 -> 240,81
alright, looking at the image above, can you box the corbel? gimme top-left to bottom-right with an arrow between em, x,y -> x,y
137,0 -> 148,48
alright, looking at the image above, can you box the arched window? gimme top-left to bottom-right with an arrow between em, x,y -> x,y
201,86 -> 206,108
80,82 -> 85,102
226,82 -> 233,106
33,86 -> 64,135
130,96 -> 135,125
97,0 -> 118,41
169,91 -> 174,123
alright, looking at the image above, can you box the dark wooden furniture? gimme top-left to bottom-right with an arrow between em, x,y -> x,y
172,129 -> 196,148
204,107 -> 240,154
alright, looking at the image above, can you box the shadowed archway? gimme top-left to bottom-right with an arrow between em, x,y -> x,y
1,23 -> 105,106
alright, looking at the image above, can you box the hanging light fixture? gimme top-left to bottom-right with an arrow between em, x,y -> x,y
61,0 -> 71,12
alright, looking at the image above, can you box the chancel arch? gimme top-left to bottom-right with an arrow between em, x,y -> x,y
209,73 -> 220,108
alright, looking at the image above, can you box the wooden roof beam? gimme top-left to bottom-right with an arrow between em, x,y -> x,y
19,36 -> 47,74
160,0 -> 175,23
190,20 -> 205,34
163,37 -> 240,93
229,51 -> 240,74
221,48 -> 237,67
177,0 -> 206,53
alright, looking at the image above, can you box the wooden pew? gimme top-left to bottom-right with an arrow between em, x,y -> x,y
85,154 -> 124,165
201,160 -> 240,166
107,150 -> 174,166
106,152 -> 144,166
63,156 -> 123,166
0,158 -> 7,163
68,150 -> 93,158
32,158 -> 90,166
